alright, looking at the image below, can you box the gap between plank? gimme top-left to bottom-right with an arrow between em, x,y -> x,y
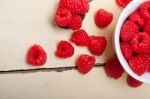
0,63 -> 105,74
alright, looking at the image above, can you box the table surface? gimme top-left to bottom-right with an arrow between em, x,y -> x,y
0,0 -> 120,71
0,0 -> 150,99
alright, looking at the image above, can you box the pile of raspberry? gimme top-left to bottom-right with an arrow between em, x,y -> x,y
120,1 -> 150,77
54,0 -> 112,75
26,0 -> 142,88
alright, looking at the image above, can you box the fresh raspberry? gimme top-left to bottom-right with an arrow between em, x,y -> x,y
59,0 -> 89,15
104,58 -> 124,79
69,15 -> 82,30
116,0 -> 132,8
144,21 -> 150,35
56,41 -> 74,58
131,33 -> 150,54
147,64 -> 150,72
127,75 -> 143,88
148,68 -> 150,72
120,42 -> 133,60
77,54 -> 95,74
27,45 -> 47,66
140,1 -> 150,19
129,10 -> 145,28
88,36 -> 107,56
120,21 -> 139,42
129,55 -> 150,76
55,8 -> 72,27
70,29 -> 90,46
95,9 -> 113,28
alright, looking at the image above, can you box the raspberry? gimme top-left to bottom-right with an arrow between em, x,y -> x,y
95,9 -> 113,28
144,21 -> 150,35
88,36 -> 107,56
77,54 -> 95,74
56,41 -> 74,58
70,29 -> 90,46
131,33 -> 150,54
59,0 -> 89,15
120,21 -> 139,42
129,10 -> 145,28
27,45 -> 47,66
127,75 -> 143,88
116,0 -> 132,8
129,55 -> 150,75
69,15 -> 82,30
104,58 -> 124,79
55,8 -> 72,27
140,1 -> 150,19
120,42 -> 133,60
147,64 -> 150,72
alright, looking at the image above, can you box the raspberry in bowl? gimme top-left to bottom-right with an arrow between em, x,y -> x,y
114,0 -> 150,83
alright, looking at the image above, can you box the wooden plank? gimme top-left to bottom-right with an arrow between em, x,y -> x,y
0,0 -> 121,71
0,68 -> 149,99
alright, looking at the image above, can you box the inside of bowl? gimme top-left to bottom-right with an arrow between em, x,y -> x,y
115,0 -> 150,83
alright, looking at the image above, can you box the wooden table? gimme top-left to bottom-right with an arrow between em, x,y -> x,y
0,0 -> 150,99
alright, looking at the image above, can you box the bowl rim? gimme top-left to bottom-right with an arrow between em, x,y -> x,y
114,0 -> 150,83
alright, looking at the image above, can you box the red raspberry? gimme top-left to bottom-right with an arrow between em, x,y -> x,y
148,68 -> 150,72
88,36 -> 107,56
127,75 -> 143,88
77,54 -> 95,74
140,1 -> 150,19
129,10 -> 145,28
144,21 -> 150,35
104,58 -> 124,79
129,55 -> 150,76
131,33 -> 150,54
69,15 -> 82,30
115,0 -> 132,8
59,0 -> 89,15
120,42 -> 133,60
147,64 -> 150,72
120,21 -> 139,42
95,9 -> 113,28
56,41 -> 74,58
70,29 -> 90,46
27,45 -> 47,66
55,8 -> 72,27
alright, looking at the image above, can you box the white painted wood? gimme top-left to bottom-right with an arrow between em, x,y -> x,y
0,0 -> 121,71
0,68 -> 149,99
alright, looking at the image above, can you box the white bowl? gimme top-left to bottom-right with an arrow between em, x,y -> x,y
114,0 -> 150,83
